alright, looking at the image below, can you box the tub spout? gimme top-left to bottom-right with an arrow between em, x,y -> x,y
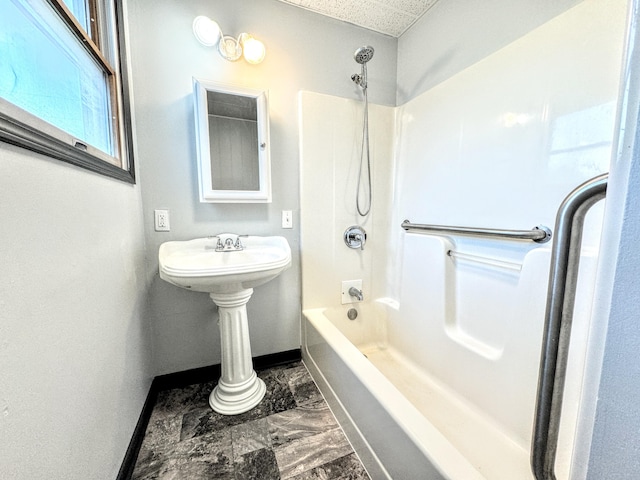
348,287 -> 364,301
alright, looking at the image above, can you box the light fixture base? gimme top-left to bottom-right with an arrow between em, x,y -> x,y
192,16 -> 221,47
218,35 -> 242,62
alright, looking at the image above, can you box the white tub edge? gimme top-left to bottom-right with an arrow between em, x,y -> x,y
302,307 -> 486,480
302,336 -> 393,480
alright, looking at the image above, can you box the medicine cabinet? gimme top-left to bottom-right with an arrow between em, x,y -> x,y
193,79 -> 271,203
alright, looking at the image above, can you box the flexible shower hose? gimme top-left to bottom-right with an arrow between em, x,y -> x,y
356,86 -> 372,217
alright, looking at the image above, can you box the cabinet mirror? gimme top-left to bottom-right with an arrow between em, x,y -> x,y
193,79 -> 271,203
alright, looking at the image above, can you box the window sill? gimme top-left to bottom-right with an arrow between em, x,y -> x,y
0,106 -> 135,184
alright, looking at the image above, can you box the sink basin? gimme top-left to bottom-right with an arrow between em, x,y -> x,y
159,235 -> 291,294
158,234 -> 291,415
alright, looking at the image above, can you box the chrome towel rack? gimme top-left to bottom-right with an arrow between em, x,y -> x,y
401,220 -> 552,243
531,173 -> 608,480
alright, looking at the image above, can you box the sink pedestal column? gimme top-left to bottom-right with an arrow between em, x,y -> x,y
208,288 -> 266,415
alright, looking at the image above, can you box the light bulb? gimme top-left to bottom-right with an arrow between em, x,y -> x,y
242,36 -> 266,64
192,16 -> 221,47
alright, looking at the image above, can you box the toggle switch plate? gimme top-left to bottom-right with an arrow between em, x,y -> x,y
282,210 -> 293,229
341,279 -> 363,304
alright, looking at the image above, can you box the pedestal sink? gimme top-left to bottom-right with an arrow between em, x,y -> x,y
158,235 -> 291,415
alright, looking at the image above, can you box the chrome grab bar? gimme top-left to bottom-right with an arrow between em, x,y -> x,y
401,220 -> 552,243
531,173 -> 608,480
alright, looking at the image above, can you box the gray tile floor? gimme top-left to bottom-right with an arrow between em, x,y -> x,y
132,361 -> 371,479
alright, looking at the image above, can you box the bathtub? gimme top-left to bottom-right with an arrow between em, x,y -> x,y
301,236 -> 597,479
302,303 -> 530,479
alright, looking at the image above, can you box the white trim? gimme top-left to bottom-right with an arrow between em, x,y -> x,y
193,78 -> 272,203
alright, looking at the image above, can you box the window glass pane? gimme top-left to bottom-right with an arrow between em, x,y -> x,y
62,0 -> 90,34
0,0 -> 113,154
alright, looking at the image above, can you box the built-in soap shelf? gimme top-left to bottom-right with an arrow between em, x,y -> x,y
447,249 -> 523,272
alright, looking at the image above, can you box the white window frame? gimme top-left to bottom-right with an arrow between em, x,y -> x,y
0,0 -> 135,183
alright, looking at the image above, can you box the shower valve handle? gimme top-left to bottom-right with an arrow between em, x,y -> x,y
344,225 -> 367,250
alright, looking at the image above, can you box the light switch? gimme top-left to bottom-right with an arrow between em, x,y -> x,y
282,210 -> 293,229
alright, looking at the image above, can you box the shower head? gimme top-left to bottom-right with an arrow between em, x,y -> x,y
354,45 -> 374,64
351,45 -> 373,90
352,46 -> 374,90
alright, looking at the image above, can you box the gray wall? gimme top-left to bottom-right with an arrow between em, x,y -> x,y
587,140 -> 640,477
397,0 -> 582,104
0,143 -> 151,479
126,0 -> 397,374
583,2 -> 640,476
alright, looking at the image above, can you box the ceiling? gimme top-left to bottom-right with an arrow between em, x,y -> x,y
276,0 -> 441,37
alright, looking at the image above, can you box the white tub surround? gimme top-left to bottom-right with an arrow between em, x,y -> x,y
299,0 -> 627,477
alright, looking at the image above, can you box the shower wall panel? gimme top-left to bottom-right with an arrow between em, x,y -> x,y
392,0 -> 627,471
299,92 -> 395,310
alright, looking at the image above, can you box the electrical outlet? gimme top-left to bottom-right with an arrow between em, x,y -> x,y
154,209 -> 170,232
341,279 -> 363,304
282,210 -> 293,229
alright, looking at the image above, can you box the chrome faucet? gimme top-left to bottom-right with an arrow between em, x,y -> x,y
209,234 -> 248,252
348,286 -> 364,301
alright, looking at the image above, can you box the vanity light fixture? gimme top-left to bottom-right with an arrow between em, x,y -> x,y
192,15 -> 266,65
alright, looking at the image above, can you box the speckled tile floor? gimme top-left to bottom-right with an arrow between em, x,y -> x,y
132,361 -> 371,479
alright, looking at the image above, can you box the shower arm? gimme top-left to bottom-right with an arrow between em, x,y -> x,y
531,173 -> 608,480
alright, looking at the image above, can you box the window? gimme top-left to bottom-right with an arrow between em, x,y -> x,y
0,0 -> 135,183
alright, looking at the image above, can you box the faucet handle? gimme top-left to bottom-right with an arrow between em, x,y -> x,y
234,234 -> 248,250
344,226 -> 367,250
208,235 -> 226,251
